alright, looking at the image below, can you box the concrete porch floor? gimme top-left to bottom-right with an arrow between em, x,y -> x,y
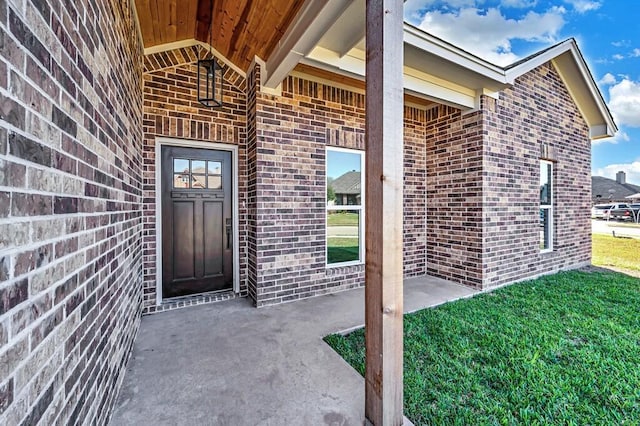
110,276 -> 479,425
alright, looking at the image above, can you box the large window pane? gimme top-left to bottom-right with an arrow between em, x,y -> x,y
327,210 -> 360,264
327,150 -> 362,206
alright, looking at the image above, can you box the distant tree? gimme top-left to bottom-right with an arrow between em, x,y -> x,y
327,184 -> 336,202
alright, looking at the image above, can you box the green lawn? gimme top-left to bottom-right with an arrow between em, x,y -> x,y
593,234 -> 640,272
327,211 -> 359,226
325,270 -> 640,425
327,237 -> 359,263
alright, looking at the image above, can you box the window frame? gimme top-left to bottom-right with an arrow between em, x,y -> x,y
540,159 -> 553,253
326,146 -> 366,268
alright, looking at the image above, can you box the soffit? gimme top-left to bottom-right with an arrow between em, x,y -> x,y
134,0 -> 305,71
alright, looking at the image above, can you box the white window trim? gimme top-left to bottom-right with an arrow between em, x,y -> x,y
326,147 -> 365,268
540,159 -> 553,253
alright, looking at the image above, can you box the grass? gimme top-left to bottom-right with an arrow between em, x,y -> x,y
327,237 -> 359,263
592,234 -> 640,272
327,211 -> 359,226
325,270 -> 640,425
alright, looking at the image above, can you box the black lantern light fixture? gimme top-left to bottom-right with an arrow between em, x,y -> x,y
197,2 -> 223,108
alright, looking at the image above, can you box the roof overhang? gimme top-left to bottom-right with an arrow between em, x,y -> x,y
274,4 -> 616,139
133,0 -> 617,139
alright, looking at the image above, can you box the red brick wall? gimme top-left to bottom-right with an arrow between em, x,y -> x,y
481,63 -> 591,287
140,56 -> 591,305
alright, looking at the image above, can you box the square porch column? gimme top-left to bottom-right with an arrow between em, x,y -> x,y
365,0 -> 405,425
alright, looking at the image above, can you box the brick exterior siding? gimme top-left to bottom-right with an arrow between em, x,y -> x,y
425,106 -> 485,286
425,63 -> 591,289
0,0 -> 143,424
481,62 -> 591,287
139,52 -> 591,305
140,52 -> 431,308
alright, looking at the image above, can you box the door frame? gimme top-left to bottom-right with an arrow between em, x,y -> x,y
155,137 -> 240,304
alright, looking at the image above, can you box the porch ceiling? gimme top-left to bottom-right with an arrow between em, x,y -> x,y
134,0 -> 305,70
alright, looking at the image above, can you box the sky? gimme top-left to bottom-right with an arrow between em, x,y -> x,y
404,0 -> 640,185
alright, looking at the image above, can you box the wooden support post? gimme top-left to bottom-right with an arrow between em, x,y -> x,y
364,0 -> 405,425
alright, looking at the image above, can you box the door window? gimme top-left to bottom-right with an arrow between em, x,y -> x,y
173,158 -> 223,189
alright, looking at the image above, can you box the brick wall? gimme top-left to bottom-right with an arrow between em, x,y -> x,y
404,107 -> 427,277
423,63 -> 591,289
141,46 -> 248,313
425,105 -> 485,287
251,72 -> 430,306
0,0 -> 143,424
481,62 -> 591,287
141,57 -> 431,308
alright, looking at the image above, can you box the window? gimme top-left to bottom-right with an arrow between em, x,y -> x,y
539,160 -> 553,251
173,158 -> 222,189
326,147 -> 365,266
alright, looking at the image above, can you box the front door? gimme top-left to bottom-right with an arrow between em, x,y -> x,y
161,146 -> 233,298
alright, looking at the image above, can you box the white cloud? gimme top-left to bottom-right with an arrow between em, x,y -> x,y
500,0 -> 538,7
632,48 -> 640,57
608,79 -> 640,127
564,0 -> 602,13
611,40 -> 630,48
612,53 -> 625,60
414,7 -> 565,65
404,0 -> 478,23
599,73 -> 617,85
592,130 -> 629,146
594,161 -> 640,185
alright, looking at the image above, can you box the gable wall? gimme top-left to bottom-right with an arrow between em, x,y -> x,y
0,0 -> 143,424
481,62 -> 592,287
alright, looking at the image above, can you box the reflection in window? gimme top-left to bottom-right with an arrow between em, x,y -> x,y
540,160 -> 553,251
172,158 -> 223,189
326,148 -> 364,266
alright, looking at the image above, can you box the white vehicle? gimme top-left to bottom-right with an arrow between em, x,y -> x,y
591,204 -> 612,219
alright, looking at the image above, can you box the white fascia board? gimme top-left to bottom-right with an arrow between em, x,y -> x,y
263,1 -> 351,89
404,74 -> 475,110
562,48 -> 618,136
506,40 -> 617,138
403,24 -> 506,83
503,41 -> 574,84
306,46 -> 366,76
404,66 -> 477,109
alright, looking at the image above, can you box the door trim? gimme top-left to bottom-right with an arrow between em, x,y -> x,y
155,137 -> 240,305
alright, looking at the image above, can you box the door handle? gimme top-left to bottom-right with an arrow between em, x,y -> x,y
225,218 -> 232,249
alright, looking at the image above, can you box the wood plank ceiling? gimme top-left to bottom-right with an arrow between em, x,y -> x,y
134,0 -> 305,71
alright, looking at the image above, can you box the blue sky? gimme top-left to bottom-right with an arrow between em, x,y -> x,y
405,0 -> 640,184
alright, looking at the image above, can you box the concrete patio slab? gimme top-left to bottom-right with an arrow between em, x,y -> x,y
110,276 -> 478,425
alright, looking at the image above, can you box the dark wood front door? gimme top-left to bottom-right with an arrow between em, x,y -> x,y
161,146 -> 233,298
